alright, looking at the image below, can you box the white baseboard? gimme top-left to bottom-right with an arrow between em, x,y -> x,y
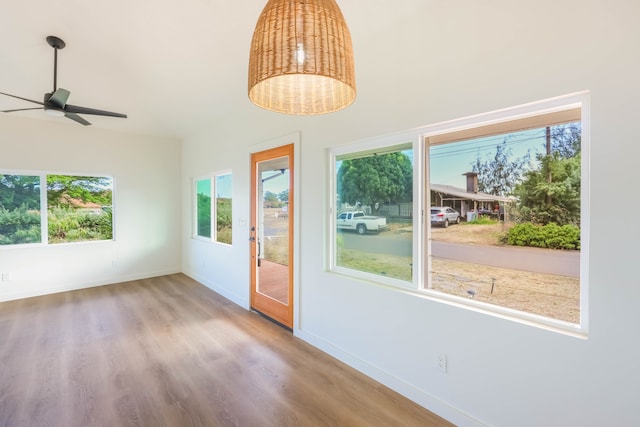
184,271 -> 249,310
0,268 -> 181,303
294,328 -> 488,427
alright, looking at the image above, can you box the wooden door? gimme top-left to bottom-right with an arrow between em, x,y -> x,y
250,144 -> 294,328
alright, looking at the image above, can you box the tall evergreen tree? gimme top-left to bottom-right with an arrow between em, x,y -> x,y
515,152 -> 581,226
550,123 -> 581,159
471,140 -> 530,196
0,175 -> 40,209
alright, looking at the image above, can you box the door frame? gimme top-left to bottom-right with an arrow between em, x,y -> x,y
249,133 -> 299,330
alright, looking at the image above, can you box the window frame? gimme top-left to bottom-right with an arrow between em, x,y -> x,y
326,91 -> 589,337
328,132 -> 424,290
193,176 -> 213,240
0,170 -> 115,247
192,170 -> 233,246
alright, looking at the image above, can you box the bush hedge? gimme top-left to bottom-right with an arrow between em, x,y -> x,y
505,222 -> 580,250
0,207 -> 41,245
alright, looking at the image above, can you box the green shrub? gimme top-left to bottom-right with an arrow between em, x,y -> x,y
216,198 -> 232,229
466,216 -> 499,225
0,206 -> 41,245
48,207 -> 112,243
197,193 -> 211,237
506,222 -> 580,250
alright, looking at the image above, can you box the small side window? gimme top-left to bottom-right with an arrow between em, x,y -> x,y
332,142 -> 414,283
194,171 -> 233,245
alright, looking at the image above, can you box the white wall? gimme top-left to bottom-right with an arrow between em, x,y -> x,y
0,114 -> 182,301
181,1 -> 640,426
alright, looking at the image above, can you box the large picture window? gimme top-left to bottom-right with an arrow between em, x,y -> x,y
1,173 -> 114,245
427,108 -> 583,325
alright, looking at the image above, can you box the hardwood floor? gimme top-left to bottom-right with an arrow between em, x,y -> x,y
0,274 -> 453,427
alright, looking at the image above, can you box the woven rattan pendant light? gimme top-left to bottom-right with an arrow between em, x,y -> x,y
248,0 -> 356,115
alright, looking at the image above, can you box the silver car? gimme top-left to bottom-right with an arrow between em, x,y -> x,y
430,206 -> 461,228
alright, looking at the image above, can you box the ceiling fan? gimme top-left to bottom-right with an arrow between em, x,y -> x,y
0,35 -> 127,126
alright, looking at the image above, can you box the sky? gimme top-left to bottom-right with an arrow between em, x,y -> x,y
196,173 -> 233,199
429,127 -> 549,187
262,169 -> 289,196
216,174 -> 232,198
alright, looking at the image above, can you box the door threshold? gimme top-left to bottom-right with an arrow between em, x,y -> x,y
251,309 -> 293,332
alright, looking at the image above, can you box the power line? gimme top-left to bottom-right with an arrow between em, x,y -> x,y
429,122 -> 581,160
430,130 -> 546,159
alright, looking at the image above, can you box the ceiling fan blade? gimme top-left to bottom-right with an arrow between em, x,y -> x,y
64,112 -> 91,126
48,88 -> 71,108
64,104 -> 127,118
2,107 -> 44,113
0,91 -> 45,106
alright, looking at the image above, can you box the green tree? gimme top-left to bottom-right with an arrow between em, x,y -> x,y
0,175 -> 42,245
550,123 -> 581,159
263,191 -> 282,208
515,153 -> 581,226
216,197 -> 232,244
277,189 -> 289,203
513,123 -> 582,226
197,193 -> 211,237
0,175 -> 40,210
337,151 -> 412,210
47,175 -> 112,207
472,140 -> 530,196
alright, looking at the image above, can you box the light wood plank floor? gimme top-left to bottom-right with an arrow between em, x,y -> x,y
0,274 -> 453,427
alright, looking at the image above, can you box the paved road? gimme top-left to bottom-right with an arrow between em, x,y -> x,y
431,240 -> 579,277
341,232 -> 580,278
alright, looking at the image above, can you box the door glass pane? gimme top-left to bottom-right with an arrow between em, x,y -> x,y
257,157 -> 290,305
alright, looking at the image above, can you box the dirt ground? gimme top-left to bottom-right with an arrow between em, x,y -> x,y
430,221 -> 510,246
430,222 -> 580,324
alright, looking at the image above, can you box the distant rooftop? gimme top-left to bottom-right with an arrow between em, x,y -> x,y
431,183 -> 516,203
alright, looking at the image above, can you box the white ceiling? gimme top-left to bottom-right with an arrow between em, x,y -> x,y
0,1 -> 420,140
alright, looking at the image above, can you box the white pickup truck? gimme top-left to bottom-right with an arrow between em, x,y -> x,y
336,211 -> 387,235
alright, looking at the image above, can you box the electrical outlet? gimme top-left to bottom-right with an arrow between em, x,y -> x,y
436,353 -> 447,373
1,272 -> 10,282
